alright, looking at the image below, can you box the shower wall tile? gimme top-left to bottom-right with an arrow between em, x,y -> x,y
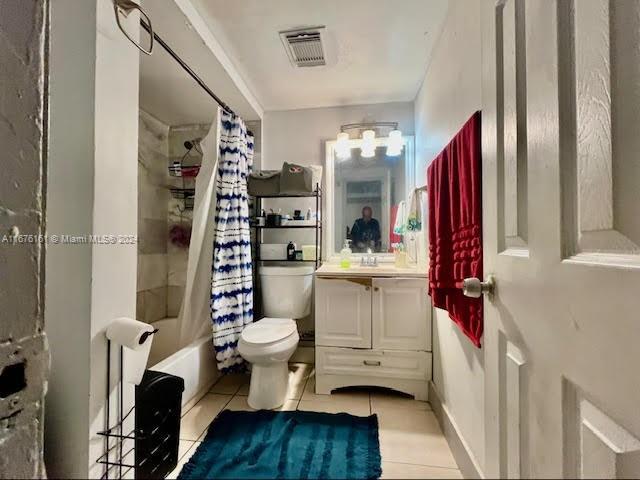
139,182 -> 170,222
140,112 -> 169,160
139,113 -> 170,192
139,218 -> 168,254
168,248 -> 188,287
168,124 -> 211,157
143,286 -> 168,323
168,201 -> 194,226
138,110 -> 170,323
139,156 -> 169,188
167,285 -> 185,318
137,253 -> 168,292
136,291 -> 145,321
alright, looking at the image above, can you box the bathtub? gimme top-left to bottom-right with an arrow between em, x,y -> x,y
149,317 -> 219,411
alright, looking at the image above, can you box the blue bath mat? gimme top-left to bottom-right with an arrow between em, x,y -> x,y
177,409 -> 382,479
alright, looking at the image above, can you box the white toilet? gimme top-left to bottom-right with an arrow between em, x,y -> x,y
238,265 -> 314,409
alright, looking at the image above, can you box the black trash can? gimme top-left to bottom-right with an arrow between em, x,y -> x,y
135,370 -> 185,479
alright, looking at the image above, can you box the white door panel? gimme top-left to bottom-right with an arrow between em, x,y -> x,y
482,0 -> 640,477
372,278 -> 430,351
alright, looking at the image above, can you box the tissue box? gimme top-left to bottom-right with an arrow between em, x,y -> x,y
302,245 -> 318,261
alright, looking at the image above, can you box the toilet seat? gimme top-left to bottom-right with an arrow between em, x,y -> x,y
240,318 -> 296,345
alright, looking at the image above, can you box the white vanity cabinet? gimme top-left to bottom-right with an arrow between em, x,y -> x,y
314,267 -> 432,401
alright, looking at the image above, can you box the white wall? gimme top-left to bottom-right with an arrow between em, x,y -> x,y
46,0 -> 139,477
413,0 -> 485,475
89,4 -> 140,476
46,1 -> 96,475
263,102 -> 414,170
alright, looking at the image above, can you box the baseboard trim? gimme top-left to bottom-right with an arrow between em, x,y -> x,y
428,381 -> 484,479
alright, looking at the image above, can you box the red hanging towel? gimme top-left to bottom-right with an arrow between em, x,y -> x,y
427,111 -> 483,347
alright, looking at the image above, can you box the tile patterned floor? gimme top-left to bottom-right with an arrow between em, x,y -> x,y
167,363 -> 462,479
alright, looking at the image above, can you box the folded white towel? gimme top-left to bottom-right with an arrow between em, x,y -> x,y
406,188 -> 423,232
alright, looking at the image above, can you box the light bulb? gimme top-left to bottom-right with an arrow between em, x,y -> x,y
361,147 -> 375,158
361,130 -> 376,158
336,132 -> 351,160
362,130 -> 376,144
387,129 -> 403,156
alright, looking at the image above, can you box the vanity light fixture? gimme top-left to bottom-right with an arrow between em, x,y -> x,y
336,121 -> 402,160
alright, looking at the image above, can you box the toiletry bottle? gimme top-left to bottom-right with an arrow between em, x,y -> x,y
287,241 -> 296,261
394,241 -> 408,268
306,208 -> 312,220
340,240 -> 352,269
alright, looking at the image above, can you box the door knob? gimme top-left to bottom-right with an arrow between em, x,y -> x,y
461,275 -> 495,298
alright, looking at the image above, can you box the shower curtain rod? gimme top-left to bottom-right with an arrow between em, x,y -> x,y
139,19 -> 237,116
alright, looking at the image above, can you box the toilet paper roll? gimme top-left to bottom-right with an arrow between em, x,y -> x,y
106,317 -> 155,351
106,317 -> 156,385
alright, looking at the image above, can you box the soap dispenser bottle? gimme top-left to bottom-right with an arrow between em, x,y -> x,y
340,240 -> 352,269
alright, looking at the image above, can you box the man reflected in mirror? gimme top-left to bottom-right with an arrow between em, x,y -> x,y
350,206 -> 381,252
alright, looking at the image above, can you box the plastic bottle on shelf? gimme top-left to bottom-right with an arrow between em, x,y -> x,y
340,240 -> 352,269
287,241 -> 296,261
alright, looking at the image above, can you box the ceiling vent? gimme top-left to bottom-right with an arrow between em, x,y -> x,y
279,27 -> 326,67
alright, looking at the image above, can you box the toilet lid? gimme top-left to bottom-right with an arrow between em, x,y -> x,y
241,318 -> 297,345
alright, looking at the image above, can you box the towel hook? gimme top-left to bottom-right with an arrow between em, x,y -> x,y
113,0 -> 154,56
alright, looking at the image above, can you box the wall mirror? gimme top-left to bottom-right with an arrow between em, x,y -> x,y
325,136 -> 415,260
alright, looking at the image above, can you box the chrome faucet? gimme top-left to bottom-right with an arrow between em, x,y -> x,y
360,248 -> 378,267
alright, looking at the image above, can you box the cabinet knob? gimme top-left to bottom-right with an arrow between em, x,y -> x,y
363,360 -> 381,366
365,286 -> 370,291
374,287 -> 379,292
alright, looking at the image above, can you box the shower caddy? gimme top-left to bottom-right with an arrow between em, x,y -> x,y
168,140 -> 202,212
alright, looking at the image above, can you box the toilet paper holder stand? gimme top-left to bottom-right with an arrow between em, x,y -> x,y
96,329 -> 158,479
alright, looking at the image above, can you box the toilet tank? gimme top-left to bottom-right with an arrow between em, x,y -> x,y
259,265 -> 314,319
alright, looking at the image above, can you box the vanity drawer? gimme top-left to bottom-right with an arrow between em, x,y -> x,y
316,346 -> 431,381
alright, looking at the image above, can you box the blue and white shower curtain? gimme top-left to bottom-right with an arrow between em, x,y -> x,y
211,110 -> 254,371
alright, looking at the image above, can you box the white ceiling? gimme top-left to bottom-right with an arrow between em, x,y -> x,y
192,0 -> 449,111
139,0 -> 261,125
